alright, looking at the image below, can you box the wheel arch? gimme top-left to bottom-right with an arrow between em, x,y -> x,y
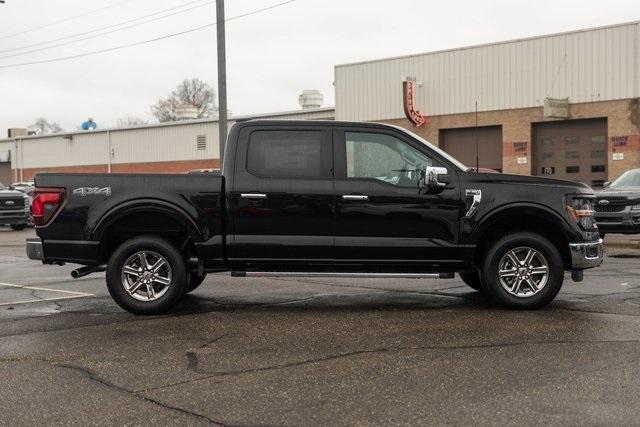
93,200 -> 201,263
471,203 -> 574,268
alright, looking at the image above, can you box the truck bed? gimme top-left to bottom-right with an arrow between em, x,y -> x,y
34,173 -> 224,264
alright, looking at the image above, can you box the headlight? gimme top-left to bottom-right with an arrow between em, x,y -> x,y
566,197 -> 596,230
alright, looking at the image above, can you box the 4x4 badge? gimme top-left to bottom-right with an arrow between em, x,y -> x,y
73,187 -> 112,197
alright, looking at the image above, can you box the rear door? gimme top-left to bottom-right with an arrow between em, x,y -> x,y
229,124 -> 334,267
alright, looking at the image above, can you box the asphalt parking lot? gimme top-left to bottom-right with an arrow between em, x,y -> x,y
1,228 -> 640,425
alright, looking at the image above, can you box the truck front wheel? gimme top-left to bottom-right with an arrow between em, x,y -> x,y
106,236 -> 187,315
480,232 -> 564,309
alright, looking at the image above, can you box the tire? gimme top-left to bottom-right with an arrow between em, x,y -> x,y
106,236 -> 188,315
10,224 -> 26,231
480,232 -> 564,310
599,232 -> 606,239
459,271 -> 484,292
186,272 -> 207,294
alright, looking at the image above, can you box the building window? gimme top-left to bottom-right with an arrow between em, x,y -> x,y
566,166 -> 580,173
565,136 -> 580,146
591,165 -> 606,173
197,135 -> 207,151
565,151 -> 580,160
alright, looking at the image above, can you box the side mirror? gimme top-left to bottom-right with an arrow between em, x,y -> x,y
602,181 -> 610,188
423,166 -> 450,191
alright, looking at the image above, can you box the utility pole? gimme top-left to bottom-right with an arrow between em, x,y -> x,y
216,0 -> 227,167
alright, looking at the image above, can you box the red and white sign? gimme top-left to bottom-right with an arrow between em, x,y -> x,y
402,79 -> 428,127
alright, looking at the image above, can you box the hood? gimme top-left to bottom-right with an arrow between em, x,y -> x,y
473,172 -> 592,192
596,187 -> 640,203
596,187 -> 640,197
0,188 -> 26,198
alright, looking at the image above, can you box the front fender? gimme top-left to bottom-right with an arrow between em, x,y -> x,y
466,202 -> 580,244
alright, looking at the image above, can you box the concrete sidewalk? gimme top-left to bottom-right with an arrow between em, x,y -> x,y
603,234 -> 640,257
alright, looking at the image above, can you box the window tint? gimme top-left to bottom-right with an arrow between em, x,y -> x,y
247,130 -> 329,178
345,132 -> 435,187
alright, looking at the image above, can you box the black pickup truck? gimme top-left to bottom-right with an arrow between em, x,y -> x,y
27,120 -> 603,314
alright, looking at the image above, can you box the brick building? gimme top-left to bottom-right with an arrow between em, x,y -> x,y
335,21 -> 640,186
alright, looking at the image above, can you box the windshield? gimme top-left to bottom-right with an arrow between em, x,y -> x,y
610,169 -> 640,188
390,125 -> 469,171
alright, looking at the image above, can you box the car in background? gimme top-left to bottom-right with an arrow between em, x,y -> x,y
0,182 -> 30,231
10,182 -> 35,227
594,169 -> 640,237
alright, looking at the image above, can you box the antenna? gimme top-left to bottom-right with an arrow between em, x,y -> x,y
475,101 -> 479,173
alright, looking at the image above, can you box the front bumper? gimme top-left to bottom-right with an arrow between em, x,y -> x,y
0,210 -> 28,225
569,239 -> 603,269
26,238 -> 44,261
595,207 -> 640,233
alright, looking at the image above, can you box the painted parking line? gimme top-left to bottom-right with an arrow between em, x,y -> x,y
0,282 -> 94,306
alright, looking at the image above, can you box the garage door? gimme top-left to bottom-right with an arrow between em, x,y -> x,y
0,163 -> 11,186
533,118 -> 607,187
439,126 -> 503,172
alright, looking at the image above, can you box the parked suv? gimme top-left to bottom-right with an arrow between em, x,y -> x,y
0,182 -> 30,230
26,120 -> 603,314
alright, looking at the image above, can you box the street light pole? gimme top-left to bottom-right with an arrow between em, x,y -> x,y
216,0 -> 227,167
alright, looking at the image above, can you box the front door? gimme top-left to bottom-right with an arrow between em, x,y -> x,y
229,125 -> 334,267
333,127 -> 464,270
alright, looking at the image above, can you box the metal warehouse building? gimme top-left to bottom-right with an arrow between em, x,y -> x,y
0,107 -> 334,184
335,21 -> 640,186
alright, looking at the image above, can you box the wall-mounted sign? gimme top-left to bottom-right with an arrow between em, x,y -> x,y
402,78 -> 427,127
517,156 -> 528,165
543,97 -> 570,119
612,136 -> 628,147
612,152 -> 624,161
513,142 -> 527,153
0,150 -> 10,163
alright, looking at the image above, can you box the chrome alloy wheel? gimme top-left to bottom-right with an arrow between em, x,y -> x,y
497,247 -> 549,298
121,251 -> 172,302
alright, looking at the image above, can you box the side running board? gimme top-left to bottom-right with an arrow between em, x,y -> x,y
231,272 -> 455,279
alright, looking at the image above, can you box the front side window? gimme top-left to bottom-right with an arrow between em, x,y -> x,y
345,132 -> 436,187
247,130 -> 329,178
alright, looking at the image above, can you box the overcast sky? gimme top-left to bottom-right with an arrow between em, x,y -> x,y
0,0 -> 638,133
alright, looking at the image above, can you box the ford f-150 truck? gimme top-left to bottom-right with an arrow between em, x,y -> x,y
26,120 -> 603,314
1,182 -> 29,230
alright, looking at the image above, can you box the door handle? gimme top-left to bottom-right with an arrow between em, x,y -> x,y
342,194 -> 369,201
241,193 -> 267,199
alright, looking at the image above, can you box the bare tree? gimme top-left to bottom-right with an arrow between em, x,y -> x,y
116,116 -> 149,128
28,117 -> 64,135
151,78 -> 217,122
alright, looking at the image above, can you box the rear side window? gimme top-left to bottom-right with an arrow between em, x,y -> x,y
247,130 -> 330,178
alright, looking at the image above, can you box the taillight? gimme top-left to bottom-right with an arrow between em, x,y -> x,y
32,187 -> 65,226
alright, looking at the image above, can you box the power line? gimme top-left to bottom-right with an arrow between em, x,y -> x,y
0,0 -> 211,55
0,0 -> 298,70
0,1 -> 214,60
0,0 -> 139,41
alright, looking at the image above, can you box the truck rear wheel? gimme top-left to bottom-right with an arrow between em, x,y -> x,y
106,236 -> 187,315
480,232 -> 564,309
459,271 -> 484,292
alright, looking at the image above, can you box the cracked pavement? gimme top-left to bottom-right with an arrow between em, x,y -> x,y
1,229 -> 640,425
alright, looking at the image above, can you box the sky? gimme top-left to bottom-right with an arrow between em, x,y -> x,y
0,0 -> 638,133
